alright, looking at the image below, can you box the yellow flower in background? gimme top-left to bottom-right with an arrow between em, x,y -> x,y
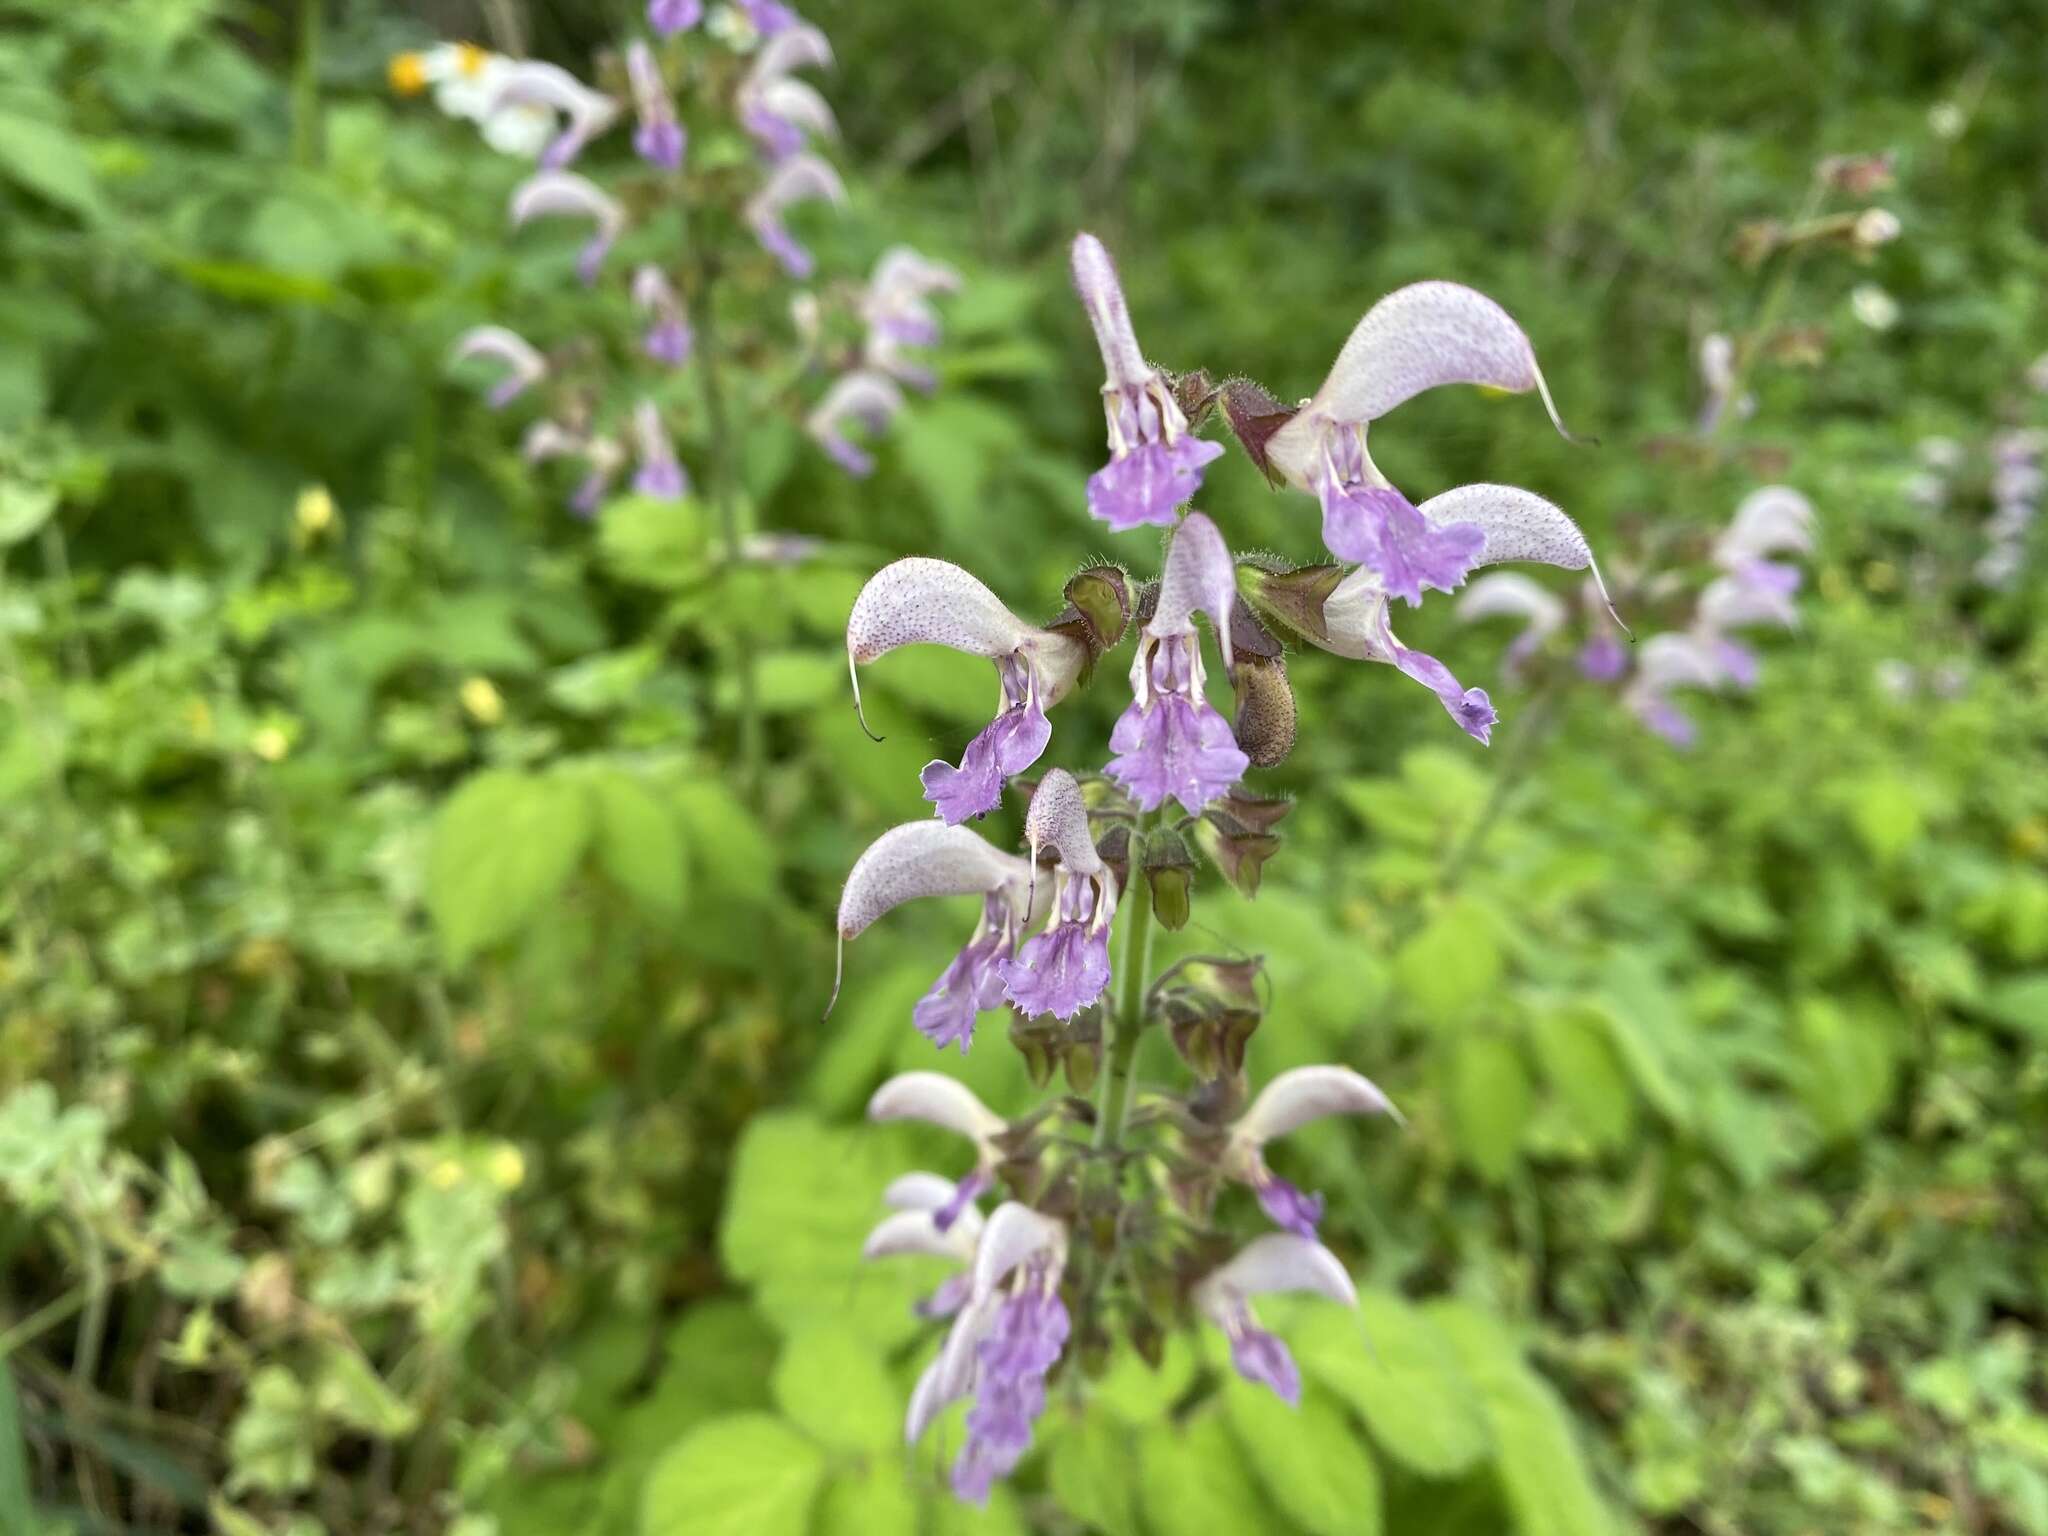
389,51 -> 429,96
460,676 -> 505,726
294,484 -> 337,539
387,42 -> 566,160
488,1144 -> 527,1191
250,725 -> 291,763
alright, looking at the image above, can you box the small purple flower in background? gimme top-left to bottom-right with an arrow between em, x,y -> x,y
867,1074 -> 1009,1232
448,325 -> 547,408
834,820 -> 1043,1052
1193,1233 -> 1358,1405
805,371 -> 902,477
998,771 -> 1118,1021
1264,282 -> 1579,604
487,59 -> 618,169
1977,430 -> 2041,589
631,265 -> 693,367
737,24 -> 836,163
1695,331 -> 1754,433
629,400 -> 687,499
1622,633 -> 1724,747
1221,1066 -> 1400,1238
625,41 -> 685,170
1301,483 -> 1610,742
1071,233 -> 1223,531
521,420 -> 624,517
736,0 -> 802,37
845,559 -> 1086,823
1578,629 -> 1629,682
745,153 -> 846,278
862,247 -> 962,392
1456,572 -> 1568,680
862,1171 -> 985,1319
901,1203 -> 1069,1505
1105,512 -> 1249,815
1713,486 -> 1814,599
647,0 -> 702,36
509,170 -> 625,285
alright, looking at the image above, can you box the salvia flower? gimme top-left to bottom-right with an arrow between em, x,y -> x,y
630,265 -> 693,367
998,771 -> 1118,1020
449,325 -> 547,409
648,0 -> 703,35
1455,572 -> 1568,679
1106,512 -> 1249,814
738,0 -> 802,38
1623,632 -> 1724,747
861,1171 -> 984,1319
1193,1233 -> 1357,1405
862,246 -> 962,391
1304,483 -> 1611,742
1072,233 -> 1223,531
806,370 -> 902,477
509,170 -> 625,285
845,560 -> 1086,823
903,1203 -> 1070,1504
737,23 -> 837,163
625,40 -> 686,170
835,821 -> 1041,1053
523,421 -> 625,518
1264,282 -> 1578,604
745,153 -> 846,278
867,1073 -> 1009,1231
1222,1066 -> 1399,1238
1713,486 -> 1814,596
487,59 -> 618,169
629,400 -> 687,499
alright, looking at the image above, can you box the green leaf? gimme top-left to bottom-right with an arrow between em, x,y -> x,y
1394,897 -> 1503,1028
1531,1005 -> 1636,1151
599,495 -> 709,588
226,1367 -> 318,1496
1975,973 -> 2048,1039
1139,1411 -> 1274,1536
0,478 -> 56,547
1594,955 -> 1697,1131
0,111 -> 105,221
1792,995 -> 1895,1142
1444,1033 -> 1533,1182
0,1367 -> 30,1536
1428,1302 -> 1613,1536
1839,772 -> 1924,863
314,1343 -> 419,1438
1296,1291 -> 1490,1477
585,768 -> 690,917
1046,1405 -> 1142,1535
770,1327 -> 899,1451
641,1414 -> 825,1536
815,1465 -> 918,1536
426,769 -> 593,964
1225,1379 -> 1382,1536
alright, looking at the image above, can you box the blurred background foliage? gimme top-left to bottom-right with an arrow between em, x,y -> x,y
1,0 -> 2045,1533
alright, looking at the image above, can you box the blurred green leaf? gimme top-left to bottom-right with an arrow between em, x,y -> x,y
427,768 -> 594,964
1225,1378 -> 1383,1536
641,1414 -> 824,1536
1297,1291 -> 1489,1477
769,1327 -> 898,1452
1139,1411 -> 1272,1536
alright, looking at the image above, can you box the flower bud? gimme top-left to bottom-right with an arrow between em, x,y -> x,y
1853,208 -> 1901,250
1063,1013 -> 1100,1093
1142,827 -> 1196,932
1152,955 -> 1264,1082
1193,815 -> 1281,898
1239,558 -> 1344,646
1231,653 -> 1296,768
1007,1012 -> 1060,1089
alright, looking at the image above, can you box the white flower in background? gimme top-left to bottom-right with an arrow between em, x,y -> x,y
1852,283 -> 1899,332
389,43 -> 556,160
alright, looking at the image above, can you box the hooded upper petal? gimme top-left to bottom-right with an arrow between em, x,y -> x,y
847,559 -> 1034,666
1717,486 -> 1815,566
1023,769 -> 1101,876
837,822 -> 1033,939
866,1071 -> 1007,1144
1416,484 -> 1599,575
1070,232 -> 1148,390
1234,1065 -> 1400,1147
1150,511 -> 1239,667
969,1202 -> 1067,1295
1194,1233 -> 1358,1313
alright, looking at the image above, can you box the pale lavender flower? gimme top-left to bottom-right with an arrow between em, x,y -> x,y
862,247 -> 962,391
629,399 -> 687,499
1713,486 -> 1814,597
745,153 -> 846,278
449,325 -> 546,409
1455,572 -> 1568,680
902,1204 -> 1070,1505
1071,233 -> 1223,530
625,40 -> 685,170
1622,633 -> 1724,746
846,560 -> 1087,823
1193,1234 -> 1357,1405
648,0 -> 702,36
862,1172 -> 985,1318
737,24 -> 836,163
631,265 -> 693,367
867,1074 -> 1010,1231
1306,484 -> 1611,742
487,60 -> 618,169
998,771 -> 1118,1020
1264,283 -> 1578,604
835,822 -> 1043,1052
739,0 -> 802,36
1221,1067 -> 1400,1238
1578,631 -> 1629,682
806,371 -> 902,478
1105,512 -> 1249,815
522,420 -> 624,518
509,171 -> 625,285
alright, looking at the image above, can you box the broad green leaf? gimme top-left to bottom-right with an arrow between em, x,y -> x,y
313,1343 -> 419,1438
1429,1302 -> 1612,1536
1296,1291 -> 1489,1478
1793,995 -> 1895,1142
1225,1379 -> 1382,1536
600,495 -> 709,588
1394,897 -> 1503,1028
641,1414 -> 825,1536
585,768 -> 690,917
1139,1411 -> 1274,1536
1976,973 -> 2048,1039
226,1367 -> 318,1496
1046,1404 -> 1141,1535
815,1464 -> 918,1536
770,1327 -> 899,1451
1445,1033 -> 1532,1182
427,769 -> 593,964
0,111 -> 105,220
1595,955 -> 1697,1131
1839,772 -> 1924,863
0,479 -> 56,547
1531,1005 -> 1635,1150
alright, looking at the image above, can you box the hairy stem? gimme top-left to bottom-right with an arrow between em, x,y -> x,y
690,266 -> 764,803
1095,818 -> 1157,1152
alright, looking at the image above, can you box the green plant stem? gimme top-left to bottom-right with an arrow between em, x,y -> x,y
291,0 -> 323,169
1439,675 -> 1564,890
1095,819 -> 1157,1152
690,268 -> 763,804
1711,179 -> 1827,441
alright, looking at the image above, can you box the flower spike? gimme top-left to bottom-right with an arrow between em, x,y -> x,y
1223,1065 -> 1401,1237
806,370 -> 902,478
745,153 -> 846,278
449,325 -> 547,409
1002,770 -> 1117,1020
1195,1233 -> 1357,1405
509,171 -> 624,284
